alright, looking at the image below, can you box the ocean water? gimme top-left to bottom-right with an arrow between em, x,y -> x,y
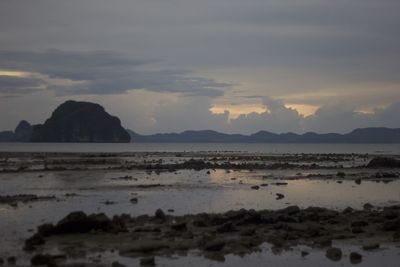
0,142 -> 400,154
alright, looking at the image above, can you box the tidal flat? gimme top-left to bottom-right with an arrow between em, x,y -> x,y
1,151 -> 400,266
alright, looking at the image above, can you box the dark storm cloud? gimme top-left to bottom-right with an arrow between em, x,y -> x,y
0,50 -> 228,96
0,75 -> 43,95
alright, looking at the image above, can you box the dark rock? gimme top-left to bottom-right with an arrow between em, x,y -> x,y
280,206 -> 300,216
363,203 -> 373,210
112,261 -> 127,267
204,240 -> 225,251
276,193 -> 285,200
362,243 -> 380,250
383,219 -> 400,231
367,157 -> 400,168
355,178 -> 362,185
343,207 -> 354,214
301,251 -> 309,257
250,185 -> 260,190
216,222 -> 235,233
350,252 -> 362,264
24,233 -> 45,251
351,221 -> 368,228
130,198 -> 138,204
140,256 -> 155,266
30,100 -> 130,143
325,247 -> 342,261
31,254 -> 56,266
33,211 -> 125,236
171,222 -> 187,232
7,257 -> 16,265
155,209 -> 166,222
337,172 -> 346,177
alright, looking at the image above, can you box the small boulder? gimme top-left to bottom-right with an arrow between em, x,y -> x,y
350,252 -> 362,264
140,256 -> 155,266
326,247 -> 342,261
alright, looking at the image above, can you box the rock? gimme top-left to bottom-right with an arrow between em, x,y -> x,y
250,185 -> 260,190
31,254 -> 56,266
130,198 -> 138,204
30,100 -> 130,143
337,172 -> 346,177
362,243 -> 380,250
301,251 -> 309,257
276,193 -> 285,200
280,206 -> 300,215
326,247 -> 342,261
24,233 -> 45,251
7,257 -> 16,265
112,261 -> 127,267
155,209 -> 166,222
367,157 -> 400,168
167,209 -> 175,213
204,240 -> 226,251
33,211 -> 125,236
350,252 -> 362,264
171,222 -> 187,232
363,203 -> 373,210
383,219 -> 400,231
126,241 -> 168,253
140,256 -> 155,266
0,258 -> 4,265
216,222 -> 235,233
274,182 -> 288,186
355,178 -> 361,185
343,207 -> 354,214
351,221 -> 368,228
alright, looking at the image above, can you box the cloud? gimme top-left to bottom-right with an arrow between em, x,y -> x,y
0,75 -> 44,95
0,49 -> 229,97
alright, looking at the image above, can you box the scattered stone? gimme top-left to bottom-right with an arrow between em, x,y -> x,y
350,252 -> 362,264
130,198 -> 138,204
0,194 -> 56,206
325,247 -> 342,261
337,172 -> 346,177
301,251 -> 309,257
112,261 -> 127,267
367,157 -> 400,168
274,182 -> 288,186
276,193 -> 285,200
204,240 -> 225,251
167,209 -> 175,213
260,183 -> 268,187
140,256 -> 155,266
31,254 -> 56,266
154,209 -> 166,222
362,243 -> 380,250
355,178 -> 362,185
171,222 -> 187,232
251,185 -> 260,190
363,203 -> 373,210
7,257 -> 16,265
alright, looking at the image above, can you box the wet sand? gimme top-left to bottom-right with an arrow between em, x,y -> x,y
0,151 -> 400,266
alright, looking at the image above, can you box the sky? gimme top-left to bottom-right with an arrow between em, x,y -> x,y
0,0 -> 400,134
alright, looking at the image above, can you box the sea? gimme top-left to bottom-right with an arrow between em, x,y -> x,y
0,142 -> 399,154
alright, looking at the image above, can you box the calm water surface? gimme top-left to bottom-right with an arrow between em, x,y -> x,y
0,142 -> 400,154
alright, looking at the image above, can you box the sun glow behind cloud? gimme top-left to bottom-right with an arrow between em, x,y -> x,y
210,104 -> 267,119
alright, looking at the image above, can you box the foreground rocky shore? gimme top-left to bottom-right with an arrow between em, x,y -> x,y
18,204 -> 400,266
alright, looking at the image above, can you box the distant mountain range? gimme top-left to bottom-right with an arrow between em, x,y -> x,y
0,100 -> 399,143
127,128 -> 400,143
